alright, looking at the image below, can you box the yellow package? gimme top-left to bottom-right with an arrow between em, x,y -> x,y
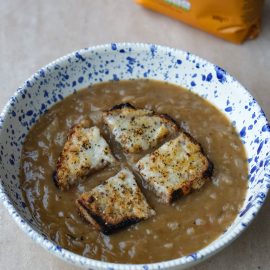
136,0 -> 264,43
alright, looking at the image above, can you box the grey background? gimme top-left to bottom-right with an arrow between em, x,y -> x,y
0,1 -> 269,269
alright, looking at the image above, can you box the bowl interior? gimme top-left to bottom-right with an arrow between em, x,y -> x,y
1,43 -> 269,269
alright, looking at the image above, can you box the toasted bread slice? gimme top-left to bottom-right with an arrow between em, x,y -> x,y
55,122 -> 115,190
136,132 -> 213,204
76,168 -> 155,234
103,103 -> 179,154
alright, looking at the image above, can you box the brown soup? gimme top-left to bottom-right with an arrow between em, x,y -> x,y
20,80 -> 248,263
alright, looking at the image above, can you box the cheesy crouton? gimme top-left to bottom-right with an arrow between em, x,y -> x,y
55,122 -> 115,190
136,132 -> 213,203
76,168 -> 155,234
103,103 -> 179,153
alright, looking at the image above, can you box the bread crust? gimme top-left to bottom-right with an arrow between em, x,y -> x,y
103,103 -> 179,153
136,131 -> 213,203
76,168 -> 155,234
55,122 -> 115,190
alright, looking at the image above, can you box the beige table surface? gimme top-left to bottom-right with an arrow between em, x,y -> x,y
0,1 -> 270,270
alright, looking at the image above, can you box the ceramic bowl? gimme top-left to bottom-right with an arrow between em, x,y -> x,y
0,43 -> 269,270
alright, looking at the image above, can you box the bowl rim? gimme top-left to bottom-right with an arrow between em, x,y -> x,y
0,42 -> 270,270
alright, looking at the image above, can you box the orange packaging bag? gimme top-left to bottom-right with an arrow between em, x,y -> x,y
136,0 -> 264,43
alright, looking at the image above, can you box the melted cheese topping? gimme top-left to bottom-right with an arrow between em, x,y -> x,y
136,133 -> 209,203
56,125 -> 115,190
79,168 -> 155,225
103,107 -> 178,153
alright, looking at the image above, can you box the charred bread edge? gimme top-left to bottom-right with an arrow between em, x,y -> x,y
169,177 -> 210,203
168,131 -> 214,203
203,158 -> 214,178
159,113 -> 180,129
76,198 -> 143,235
52,170 -> 60,189
55,155 -> 66,190
181,130 -> 214,177
76,199 -> 101,231
109,103 -> 136,111
53,125 -> 81,190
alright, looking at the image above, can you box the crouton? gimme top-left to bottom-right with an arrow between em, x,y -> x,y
55,122 -> 115,190
103,103 -> 179,153
136,132 -> 213,203
76,168 -> 155,234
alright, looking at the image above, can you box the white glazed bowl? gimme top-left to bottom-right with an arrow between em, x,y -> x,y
0,43 -> 270,270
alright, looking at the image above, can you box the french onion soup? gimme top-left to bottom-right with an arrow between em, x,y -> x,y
20,80 -> 248,263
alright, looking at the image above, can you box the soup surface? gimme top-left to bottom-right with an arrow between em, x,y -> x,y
20,80 -> 248,263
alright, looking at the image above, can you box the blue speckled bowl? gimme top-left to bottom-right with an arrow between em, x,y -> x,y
0,43 -> 270,270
